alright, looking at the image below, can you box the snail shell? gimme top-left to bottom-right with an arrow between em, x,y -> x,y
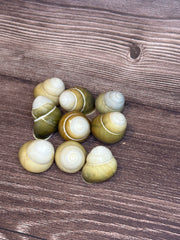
91,112 -> 127,144
95,91 -> 125,114
55,141 -> 86,173
82,146 -> 117,183
32,96 -> 62,140
58,111 -> 91,142
19,139 -> 54,173
34,77 -> 65,105
59,87 -> 95,115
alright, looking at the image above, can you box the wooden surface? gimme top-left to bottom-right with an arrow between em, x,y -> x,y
0,0 -> 180,239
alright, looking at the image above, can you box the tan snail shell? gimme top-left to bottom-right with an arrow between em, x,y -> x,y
55,141 -> 86,173
19,139 -> 54,173
95,91 -> 125,114
34,77 -> 65,105
82,146 -> 117,183
32,96 -> 62,140
58,111 -> 91,142
91,112 -> 127,144
59,87 -> 95,115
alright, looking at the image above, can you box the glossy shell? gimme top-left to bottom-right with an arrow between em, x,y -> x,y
82,146 -> 117,183
59,87 -> 95,114
55,141 -> 86,173
32,96 -> 62,140
34,77 -> 65,105
19,140 -> 54,173
91,112 -> 127,144
58,111 -> 91,142
95,91 -> 125,114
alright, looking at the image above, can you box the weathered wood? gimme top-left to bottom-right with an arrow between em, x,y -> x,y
0,0 -> 180,239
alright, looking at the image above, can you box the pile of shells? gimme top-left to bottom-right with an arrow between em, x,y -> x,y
19,77 -> 127,183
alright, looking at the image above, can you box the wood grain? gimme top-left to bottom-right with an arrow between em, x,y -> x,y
0,0 -> 180,239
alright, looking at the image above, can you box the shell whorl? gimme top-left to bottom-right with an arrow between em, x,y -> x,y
55,141 -> 86,173
86,146 -> 113,165
27,140 -> 54,164
103,112 -> 127,134
104,91 -> 125,111
59,112 -> 91,142
43,77 -> 65,96
59,90 -> 78,111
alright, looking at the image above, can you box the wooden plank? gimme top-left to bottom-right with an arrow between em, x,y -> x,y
0,0 -> 180,239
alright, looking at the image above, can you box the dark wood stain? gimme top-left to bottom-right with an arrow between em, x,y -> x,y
0,0 -> 180,239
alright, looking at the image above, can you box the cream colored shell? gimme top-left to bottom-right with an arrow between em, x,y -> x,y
82,146 -> 117,183
19,140 -> 54,173
95,91 -> 125,113
34,77 -> 65,105
55,141 -> 86,173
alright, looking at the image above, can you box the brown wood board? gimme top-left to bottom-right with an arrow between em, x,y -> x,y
0,0 -> 180,239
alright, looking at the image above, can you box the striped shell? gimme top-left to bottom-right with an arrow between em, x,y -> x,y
32,96 -> 62,140
58,111 -> 91,142
91,112 -> 127,144
59,87 -> 95,115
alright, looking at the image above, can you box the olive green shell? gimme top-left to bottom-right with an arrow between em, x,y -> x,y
32,98 -> 62,140
59,87 -> 95,115
91,113 -> 127,144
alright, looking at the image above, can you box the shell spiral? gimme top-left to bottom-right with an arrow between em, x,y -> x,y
58,111 -> 91,142
19,139 -> 54,173
95,91 -> 125,114
82,146 -> 117,183
91,112 -> 127,144
59,87 -> 95,114
55,141 -> 86,173
34,77 -> 65,105
32,96 -> 62,140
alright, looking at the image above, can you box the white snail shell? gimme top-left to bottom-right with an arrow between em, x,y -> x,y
82,146 -> 117,183
32,96 -> 62,140
55,141 -> 86,173
91,112 -> 127,144
95,91 -> 125,114
19,140 -> 54,173
34,77 -> 65,105
59,87 -> 95,114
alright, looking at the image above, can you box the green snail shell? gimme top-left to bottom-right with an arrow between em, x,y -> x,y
91,112 -> 127,144
32,96 -> 62,140
95,91 -> 125,114
59,87 -> 95,115
34,77 -> 65,105
82,146 -> 117,183
55,141 -> 86,173
19,139 -> 54,173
